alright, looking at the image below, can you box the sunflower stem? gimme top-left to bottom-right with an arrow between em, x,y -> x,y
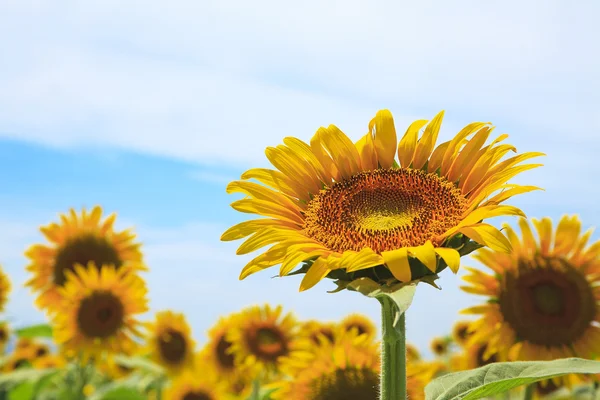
378,295 -> 407,400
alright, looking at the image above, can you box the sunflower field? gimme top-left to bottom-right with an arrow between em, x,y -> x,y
1,109 -> 600,400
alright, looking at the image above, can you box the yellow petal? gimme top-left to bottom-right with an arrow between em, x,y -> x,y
317,125 -> 361,179
440,122 -> 489,175
344,248 -> 384,272
434,247 -> 461,273
518,218 -> 537,252
397,119 -> 428,168
481,185 -> 542,207
408,240 -> 437,273
310,130 -> 340,181
382,247 -> 411,282
355,132 -> 378,171
279,247 -> 329,276
230,198 -> 304,225
265,146 -> 320,195
460,305 -> 494,315
427,140 -> 450,173
221,219 -> 294,241
236,228 -> 297,255
554,215 -> 581,255
412,111 -> 445,170
447,126 -> 492,183
458,223 -> 512,253
283,137 -> 333,183
227,180 -> 302,210
299,258 -> 333,291
532,217 -> 553,255
241,168 -> 302,200
239,246 -> 287,279
369,109 -> 397,169
443,205 -> 525,238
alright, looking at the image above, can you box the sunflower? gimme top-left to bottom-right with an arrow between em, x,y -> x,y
52,262 -> 148,361
164,369 -> 228,400
0,266 -> 10,313
453,341 -> 501,371
271,329 -> 381,400
0,322 -> 9,353
3,348 -> 35,371
451,320 -> 473,347
298,320 -> 338,346
201,312 -> 244,379
461,215 -> 600,361
406,343 -> 421,362
32,354 -> 66,370
430,337 -> 450,356
227,304 -> 298,378
144,310 -> 196,376
340,314 -> 376,341
221,109 -> 543,291
25,206 -> 146,312
196,349 -> 253,399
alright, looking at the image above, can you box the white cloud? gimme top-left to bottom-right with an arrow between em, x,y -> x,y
0,1 -> 598,169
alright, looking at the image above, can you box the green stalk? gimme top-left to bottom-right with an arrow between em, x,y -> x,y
378,296 -> 407,400
523,383 -> 534,400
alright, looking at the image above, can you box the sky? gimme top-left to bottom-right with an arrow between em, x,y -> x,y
0,1 -> 599,358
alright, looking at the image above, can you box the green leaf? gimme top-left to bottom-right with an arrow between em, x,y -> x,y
112,355 -> 164,376
7,383 -> 34,400
425,357 -> 600,400
92,387 -> 146,400
14,324 -> 53,339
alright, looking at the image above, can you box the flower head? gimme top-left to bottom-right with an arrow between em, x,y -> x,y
222,110 -> 543,291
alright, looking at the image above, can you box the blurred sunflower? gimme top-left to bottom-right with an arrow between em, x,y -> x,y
196,350 -> 253,399
0,266 -> 10,313
15,337 -> 34,351
52,262 -> 148,360
201,313 -> 239,379
25,206 -> 146,312
340,314 -> 376,341
0,322 -> 9,353
228,304 -> 298,378
406,343 -> 421,362
145,310 -> 196,376
221,109 -> 543,291
430,337 -> 450,356
451,320 -> 473,347
453,341 -> 500,371
164,370 -> 227,400
271,329 -> 380,400
461,215 -> 600,361
32,354 -> 66,370
3,347 -> 36,371
298,320 -> 338,346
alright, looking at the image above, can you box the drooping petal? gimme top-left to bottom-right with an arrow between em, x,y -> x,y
299,257 -> 335,291
458,223 -> 513,253
408,240 -> 437,273
382,248 -> 411,282
434,247 -> 461,273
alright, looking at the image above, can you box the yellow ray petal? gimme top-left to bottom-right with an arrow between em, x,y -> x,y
427,140 -> 450,173
241,168 -> 303,200
447,126 -> 492,183
310,129 -> 340,181
220,218 -> 297,241
443,205 -> 525,238
532,217 -> 553,255
355,132 -> 378,171
460,304 -> 494,315
382,247 -> 411,282
230,198 -> 304,225
236,228 -> 299,255
317,125 -> 361,179
226,180 -> 302,211
458,223 -> 512,253
283,136 -> 333,183
344,248 -> 384,272
554,215 -> 581,255
481,185 -> 542,207
299,257 -> 334,292
265,146 -> 320,195
279,247 -> 330,276
440,122 -> 489,175
369,109 -> 397,169
412,111 -> 445,170
518,218 -> 537,252
408,240 -> 437,273
397,119 -> 428,168
434,247 -> 461,273
239,246 -> 288,279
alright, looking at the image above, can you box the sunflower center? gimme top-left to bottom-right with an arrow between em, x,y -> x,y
76,291 -> 125,338
215,334 -> 235,369
246,326 -> 288,361
309,367 -> 379,400
182,392 -> 212,400
54,234 -> 123,286
35,346 -> 48,358
311,328 -> 335,345
158,329 -> 188,364
499,256 -> 597,347
303,169 -> 467,253
0,328 -> 7,342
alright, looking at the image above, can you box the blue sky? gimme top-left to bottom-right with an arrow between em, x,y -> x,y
0,1 -> 599,358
